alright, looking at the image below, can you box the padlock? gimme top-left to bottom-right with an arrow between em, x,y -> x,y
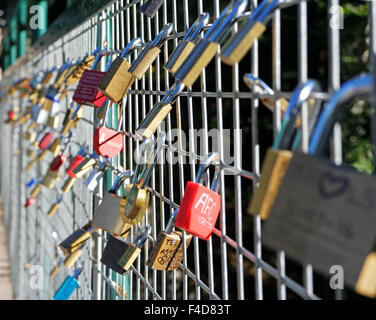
59,221 -> 97,256
118,225 -> 152,272
83,161 -> 107,192
262,74 -> 376,298
41,154 -> 66,189
49,138 -> 62,157
140,0 -> 164,18
125,23 -> 173,90
93,171 -> 133,235
135,82 -> 184,139
72,49 -> 108,108
93,103 -> 124,159
248,79 -> 321,220
175,0 -> 247,88
30,104 -> 43,122
49,258 -> 64,279
174,153 -> 221,241
98,38 -> 144,103
120,132 -> 166,224
165,13 -> 210,75
72,152 -> 99,178
24,197 -> 35,208
61,146 -> 89,193
100,233 -> 134,274
243,73 -> 289,116
147,208 -> 192,270
26,148 -> 36,158
63,246 -> 83,269
38,132 -> 54,150
54,266 -> 82,300
47,196 -> 63,217
221,0 -> 297,65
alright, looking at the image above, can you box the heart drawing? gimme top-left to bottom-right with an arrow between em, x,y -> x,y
318,171 -> 349,199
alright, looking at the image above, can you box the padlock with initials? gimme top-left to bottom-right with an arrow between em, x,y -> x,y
175,153 -> 221,241
221,0 -> 296,66
164,13 -> 210,75
262,74 -> 376,299
120,133 -> 166,224
118,225 -> 152,272
59,221 -> 97,256
248,80 -> 321,220
92,171 -> 133,235
147,208 -> 192,270
98,38 -> 144,103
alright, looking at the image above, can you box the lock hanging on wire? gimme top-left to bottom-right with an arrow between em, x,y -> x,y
174,153 -> 222,241
147,208 -> 193,270
248,79 -> 322,220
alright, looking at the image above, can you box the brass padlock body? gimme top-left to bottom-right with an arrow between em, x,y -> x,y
120,184 -> 150,225
49,138 -> 61,156
46,115 -> 59,129
129,46 -> 161,79
47,203 -> 59,217
165,40 -> 195,74
63,249 -> 82,268
248,148 -> 292,220
117,243 -> 141,272
30,184 -> 42,198
41,169 -> 61,189
59,223 -> 96,256
147,231 -> 192,270
98,57 -> 132,103
62,177 -> 76,193
356,252 -> 376,298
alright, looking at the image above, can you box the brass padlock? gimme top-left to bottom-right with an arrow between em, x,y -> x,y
71,152 -> 98,178
100,233 -> 132,274
120,132 -> 166,224
47,197 -> 62,217
26,148 -> 36,158
118,225 -> 152,272
248,80 -> 321,219
221,0 -> 297,66
63,246 -> 83,268
147,208 -> 192,270
135,82 -> 183,139
98,38 -> 144,103
175,1 -> 247,87
59,221 -> 97,256
49,138 -> 62,157
92,171 -> 133,235
164,13 -> 209,75
30,184 -> 42,198
49,258 -> 64,278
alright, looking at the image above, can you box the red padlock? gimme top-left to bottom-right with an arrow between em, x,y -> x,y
8,110 -> 15,121
72,70 -> 106,108
50,153 -> 67,171
39,132 -> 54,150
24,197 -> 35,208
93,103 -> 123,159
175,153 -> 221,241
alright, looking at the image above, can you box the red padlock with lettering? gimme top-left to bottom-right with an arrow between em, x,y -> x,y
73,49 -> 107,108
39,132 -> 54,150
175,153 -> 221,241
93,103 -> 123,159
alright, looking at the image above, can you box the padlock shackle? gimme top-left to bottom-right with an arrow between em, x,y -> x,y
91,49 -> 108,71
204,0 -> 248,44
150,23 -> 174,48
161,82 -> 186,105
256,0 -> 299,25
120,37 -> 144,58
309,74 -> 372,156
132,224 -> 152,248
184,12 -> 210,43
73,265 -> 83,279
109,170 -> 131,194
273,79 -> 321,150
165,208 -> 179,234
243,73 -> 275,96
76,145 -> 89,157
195,153 -> 221,192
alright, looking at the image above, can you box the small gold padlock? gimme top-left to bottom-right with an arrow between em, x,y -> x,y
63,248 -> 83,268
61,177 -> 76,193
146,209 -> 192,270
49,138 -> 61,157
46,115 -> 59,129
41,169 -> 61,189
118,225 -> 152,272
30,184 -> 42,198
164,13 -> 209,75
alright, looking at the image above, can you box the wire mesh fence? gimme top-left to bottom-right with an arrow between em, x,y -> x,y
0,0 -> 372,300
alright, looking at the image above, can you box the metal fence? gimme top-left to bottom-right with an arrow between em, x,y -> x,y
0,0 -> 372,300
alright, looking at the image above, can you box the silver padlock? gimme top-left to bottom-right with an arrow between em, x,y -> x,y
83,161 -> 107,192
92,171 -> 132,235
